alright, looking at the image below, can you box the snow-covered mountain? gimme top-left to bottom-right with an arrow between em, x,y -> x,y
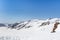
7,18 -> 60,30
0,18 -> 60,40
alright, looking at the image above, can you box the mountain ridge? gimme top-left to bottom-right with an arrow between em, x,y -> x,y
0,18 -> 60,30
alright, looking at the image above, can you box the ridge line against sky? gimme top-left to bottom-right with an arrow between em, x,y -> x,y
0,0 -> 60,23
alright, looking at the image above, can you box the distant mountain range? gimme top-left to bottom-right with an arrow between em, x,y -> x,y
0,18 -> 60,30
0,23 -> 6,27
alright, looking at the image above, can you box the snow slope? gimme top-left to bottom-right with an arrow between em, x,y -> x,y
0,18 -> 60,40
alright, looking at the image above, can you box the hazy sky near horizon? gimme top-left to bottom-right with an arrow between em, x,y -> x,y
0,0 -> 60,23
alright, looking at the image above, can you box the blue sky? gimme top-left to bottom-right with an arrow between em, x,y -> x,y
0,0 -> 60,23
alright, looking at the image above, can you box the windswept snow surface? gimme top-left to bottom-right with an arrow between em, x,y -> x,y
0,18 -> 60,40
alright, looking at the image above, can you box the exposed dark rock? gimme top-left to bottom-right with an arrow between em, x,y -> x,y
25,26 -> 32,28
40,21 -> 50,26
8,23 -> 20,29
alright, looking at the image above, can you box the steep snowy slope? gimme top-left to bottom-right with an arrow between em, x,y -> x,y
0,18 -> 60,40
